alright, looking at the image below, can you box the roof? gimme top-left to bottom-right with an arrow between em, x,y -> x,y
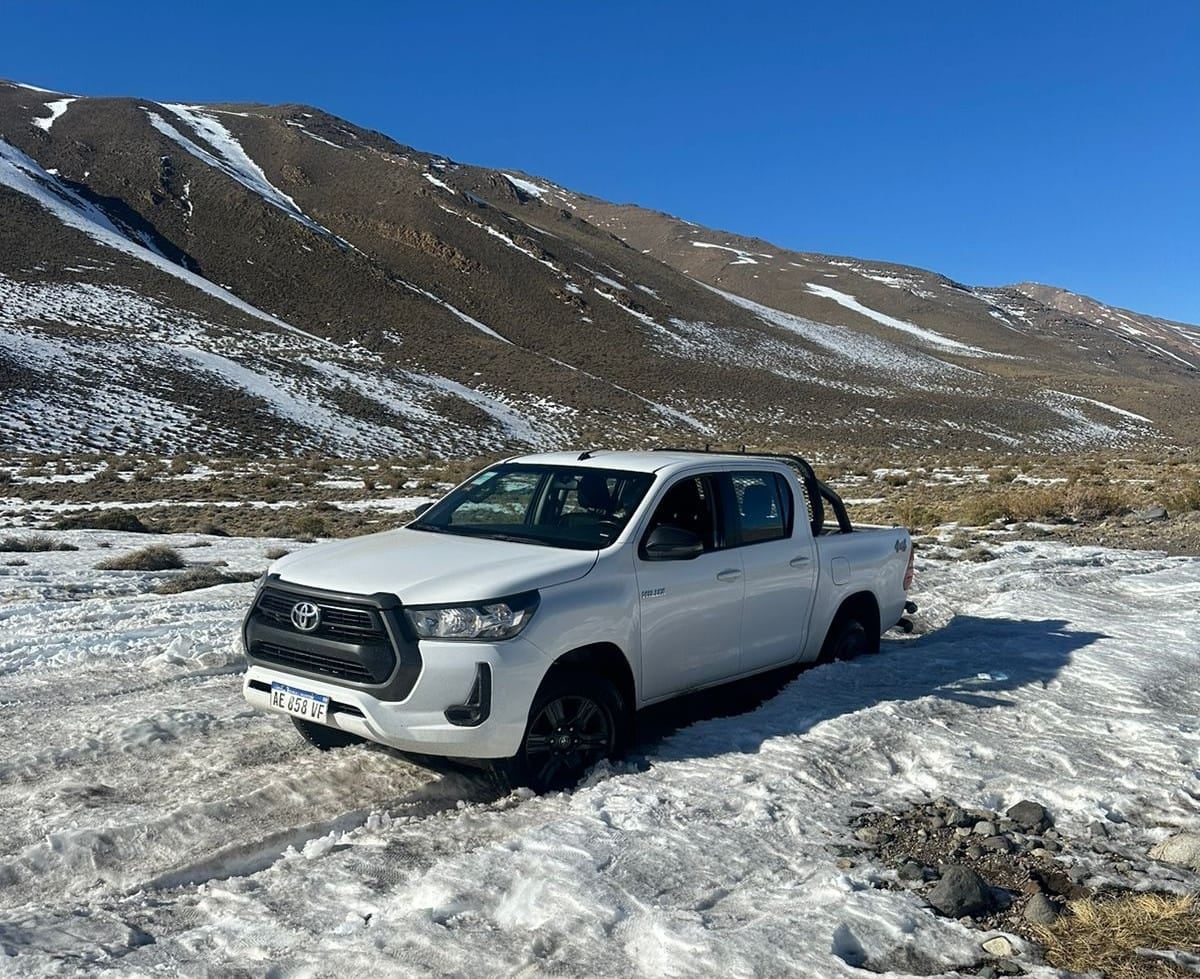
508,449 -> 799,476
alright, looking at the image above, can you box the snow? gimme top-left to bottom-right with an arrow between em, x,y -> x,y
1047,391 -> 1154,425
31,98 -> 75,132
301,129 -> 343,149
805,283 -> 993,355
0,274 -> 573,456
422,171 -> 453,191
0,139 -> 335,348
398,280 -> 511,344
704,283 -> 973,386
691,241 -> 772,265
502,173 -> 549,198
1,537 -> 1197,975
149,106 -> 349,246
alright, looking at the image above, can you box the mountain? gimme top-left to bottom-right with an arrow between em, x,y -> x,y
2,79 -> 1198,458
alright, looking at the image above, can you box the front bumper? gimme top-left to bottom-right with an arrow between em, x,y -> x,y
243,634 -> 549,759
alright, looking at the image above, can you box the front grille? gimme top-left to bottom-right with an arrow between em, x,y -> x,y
244,576 -> 422,700
257,588 -> 384,640
255,641 -> 378,684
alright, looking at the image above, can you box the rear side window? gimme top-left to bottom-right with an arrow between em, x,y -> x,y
728,471 -> 792,545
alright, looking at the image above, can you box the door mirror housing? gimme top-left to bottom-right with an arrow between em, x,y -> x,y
641,525 -> 704,561
413,502 -> 432,517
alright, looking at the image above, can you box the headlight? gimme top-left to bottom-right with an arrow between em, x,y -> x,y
404,592 -> 539,641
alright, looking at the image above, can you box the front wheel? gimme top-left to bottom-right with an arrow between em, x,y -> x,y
501,671 -> 627,793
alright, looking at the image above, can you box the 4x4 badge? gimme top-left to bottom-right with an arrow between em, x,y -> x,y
290,601 -> 321,632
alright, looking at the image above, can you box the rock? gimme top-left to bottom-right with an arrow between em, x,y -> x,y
977,968 -> 997,979
927,865 -> 995,917
1006,801 -> 1052,833
966,844 -> 985,859
1023,892 -> 1060,926
928,816 -> 946,830
998,819 -> 1016,833
945,807 -> 967,827
974,820 -> 998,836
982,835 -> 1013,853
982,936 -> 1015,957
1148,832 -> 1200,871
835,857 -> 855,870
1133,505 -> 1168,523
955,827 -> 973,838
898,861 -> 925,882
996,961 -> 1024,976
854,826 -> 887,845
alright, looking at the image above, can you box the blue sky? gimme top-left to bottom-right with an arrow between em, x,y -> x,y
4,1 -> 1198,323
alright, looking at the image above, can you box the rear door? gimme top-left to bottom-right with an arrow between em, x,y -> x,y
723,469 -> 817,673
634,472 -> 745,701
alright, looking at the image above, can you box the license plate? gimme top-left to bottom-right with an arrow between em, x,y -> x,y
269,681 -> 329,723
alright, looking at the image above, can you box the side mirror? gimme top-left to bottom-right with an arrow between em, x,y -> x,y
413,502 -> 432,517
641,525 -> 704,561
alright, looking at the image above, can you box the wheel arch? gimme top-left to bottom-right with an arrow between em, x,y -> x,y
546,642 -> 637,716
826,591 -> 881,654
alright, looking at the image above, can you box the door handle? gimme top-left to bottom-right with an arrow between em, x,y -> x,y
789,555 -> 811,567
716,569 -> 742,582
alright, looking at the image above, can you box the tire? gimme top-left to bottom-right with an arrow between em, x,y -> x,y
500,671 -> 627,793
292,717 -> 365,751
818,616 -> 870,664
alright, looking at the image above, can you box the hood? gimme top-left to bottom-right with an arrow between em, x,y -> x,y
269,528 -> 598,604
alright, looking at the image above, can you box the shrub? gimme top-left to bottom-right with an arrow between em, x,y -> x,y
0,534 -> 79,553
96,545 -> 184,572
264,547 -> 290,560
155,567 -> 260,594
56,509 -> 154,533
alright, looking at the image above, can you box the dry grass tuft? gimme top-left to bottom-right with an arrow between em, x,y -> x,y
96,545 -> 185,572
1036,893 -> 1200,979
56,509 -> 155,534
155,567 -> 259,594
0,534 -> 79,553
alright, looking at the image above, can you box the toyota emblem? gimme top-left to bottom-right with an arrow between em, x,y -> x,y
290,601 -> 321,632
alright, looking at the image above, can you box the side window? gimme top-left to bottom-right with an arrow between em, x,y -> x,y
642,474 -> 718,552
730,471 -> 790,545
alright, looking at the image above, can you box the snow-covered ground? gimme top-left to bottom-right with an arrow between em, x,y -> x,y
1,534 -> 1198,976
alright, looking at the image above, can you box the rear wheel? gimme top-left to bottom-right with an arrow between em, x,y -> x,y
501,671 -> 626,793
292,717 -> 364,751
819,616 -> 870,664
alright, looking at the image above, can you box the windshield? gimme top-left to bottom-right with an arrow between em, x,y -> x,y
409,464 -> 655,550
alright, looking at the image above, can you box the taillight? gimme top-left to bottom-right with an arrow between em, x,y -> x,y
903,542 -> 915,591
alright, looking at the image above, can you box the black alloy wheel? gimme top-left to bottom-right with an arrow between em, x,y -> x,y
512,672 -> 624,792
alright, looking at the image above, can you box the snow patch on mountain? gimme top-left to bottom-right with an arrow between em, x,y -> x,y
705,283 -> 971,384
0,139 -> 336,348
503,173 -> 549,198
691,241 -> 773,265
148,107 -> 348,247
31,98 -> 75,132
806,283 -> 993,356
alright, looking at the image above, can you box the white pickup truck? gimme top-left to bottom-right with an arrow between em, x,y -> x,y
242,449 -> 914,790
